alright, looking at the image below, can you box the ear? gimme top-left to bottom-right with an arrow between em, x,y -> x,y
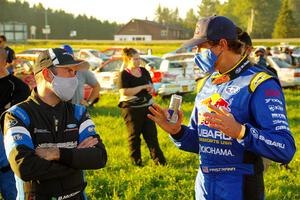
42,68 -> 53,82
219,39 -> 228,50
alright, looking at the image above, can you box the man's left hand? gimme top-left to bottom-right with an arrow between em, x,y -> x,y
202,103 -> 242,139
35,148 -> 60,161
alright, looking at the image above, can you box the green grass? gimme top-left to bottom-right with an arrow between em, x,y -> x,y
10,39 -> 300,57
85,88 -> 300,200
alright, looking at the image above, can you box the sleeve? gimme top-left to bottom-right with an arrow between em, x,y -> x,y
119,71 -> 130,89
7,49 -> 15,63
2,111 -> 77,182
58,108 -> 107,169
142,67 -> 152,84
238,79 -> 296,164
84,70 -> 98,86
12,49 -> 16,60
169,105 -> 199,154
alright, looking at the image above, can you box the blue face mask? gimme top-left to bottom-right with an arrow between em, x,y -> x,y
194,49 -> 219,74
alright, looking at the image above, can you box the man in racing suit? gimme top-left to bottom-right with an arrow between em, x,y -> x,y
1,48 -> 107,200
148,16 -> 296,200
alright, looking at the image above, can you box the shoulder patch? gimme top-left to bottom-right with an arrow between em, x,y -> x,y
7,105 -> 30,127
74,104 -> 87,122
249,72 -> 272,93
197,75 -> 210,92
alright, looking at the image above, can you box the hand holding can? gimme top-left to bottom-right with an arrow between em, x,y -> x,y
168,94 -> 182,123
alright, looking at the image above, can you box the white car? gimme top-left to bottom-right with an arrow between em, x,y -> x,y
76,49 -> 110,70
93,57 -> 122,91
267,56 -> 300,87
163,53 -> 207,81
162,47 -> 197,59
156,60 -> 196,96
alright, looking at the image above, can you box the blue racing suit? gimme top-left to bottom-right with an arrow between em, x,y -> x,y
170,57 -> 296,200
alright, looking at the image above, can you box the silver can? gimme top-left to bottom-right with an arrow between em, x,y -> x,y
168,94 -> 182,123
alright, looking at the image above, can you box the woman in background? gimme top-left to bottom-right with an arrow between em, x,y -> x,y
118,48 -> 166,166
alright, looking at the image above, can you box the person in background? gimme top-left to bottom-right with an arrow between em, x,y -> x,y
118,47 -> 166,166
254,48 -> 267,67
277,47 -> 293,65
266,47 -> 272,56
0,35 -> 16,74
148,16 -> 295,200
237,31 -> 278,76
62,44 -> 100,107
0,48 -> 30,200
1,48 -> 107,199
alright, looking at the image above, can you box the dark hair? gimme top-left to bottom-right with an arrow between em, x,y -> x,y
122,48 -> 138,58
122,48 -> 138,63
208,39 -> 244,54
238,31 -> 252,47
0,35 -> 7,42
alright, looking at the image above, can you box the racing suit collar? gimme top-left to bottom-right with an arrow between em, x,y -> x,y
211,55 -> 252,85
30,88 -> 64,110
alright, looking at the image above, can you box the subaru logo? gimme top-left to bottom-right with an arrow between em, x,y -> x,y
225,85 -> 240,95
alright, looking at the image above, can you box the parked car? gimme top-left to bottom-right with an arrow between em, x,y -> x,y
14,54 -> 38,90
93,57 -> 123,91
101,47 -> 124,57
289,46 -> 300,67
267,56 -> 300,87
162,47 -> 197,59
19,48 -> 47,55
94,55 -> 163,91
140,55 -> 163,69
157,60 -> 196,96
76,49 -> 110,70
140,55 -> 163,83
101,47 -> 146,57
164,52 -> 207,81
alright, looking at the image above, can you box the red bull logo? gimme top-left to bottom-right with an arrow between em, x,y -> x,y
200,93 -> 230,125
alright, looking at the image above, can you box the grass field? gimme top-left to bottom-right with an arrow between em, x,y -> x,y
10,39 -> 300,57
84,88 -> 300,200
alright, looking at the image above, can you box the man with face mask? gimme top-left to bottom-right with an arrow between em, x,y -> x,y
148,16 -> 295,200
0,48 -> 107,200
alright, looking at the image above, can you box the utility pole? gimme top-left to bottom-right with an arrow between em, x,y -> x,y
247,9 -> 254,35
45,9 -> 48,39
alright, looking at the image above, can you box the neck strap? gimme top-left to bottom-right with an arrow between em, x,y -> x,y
211,56 -> 252,85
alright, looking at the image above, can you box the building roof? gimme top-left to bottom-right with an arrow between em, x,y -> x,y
116,19 -> 185,35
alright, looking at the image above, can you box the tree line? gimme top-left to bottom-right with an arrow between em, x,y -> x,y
155,0 -> 300,39
0,0 -> 299,40
0,0 -> 120,40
